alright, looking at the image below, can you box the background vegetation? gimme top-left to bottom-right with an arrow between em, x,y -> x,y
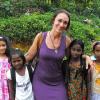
0,0 -> 99,53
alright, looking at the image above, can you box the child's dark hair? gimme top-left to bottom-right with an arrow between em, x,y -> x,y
10,48 -> 33,98
68,39 -> 84,58
93,41 -> 100,51
68,39 -> 85,79
10,48 -> 26,66
0,35 -> 11,57
63,39 -> 88,99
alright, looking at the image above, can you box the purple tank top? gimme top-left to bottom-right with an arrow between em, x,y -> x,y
34,32 -> 66,85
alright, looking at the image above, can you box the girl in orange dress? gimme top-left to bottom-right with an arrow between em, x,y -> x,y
91,41 -> 100,100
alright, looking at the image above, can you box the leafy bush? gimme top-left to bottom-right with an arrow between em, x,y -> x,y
70,21 -> 95,54
0,12 -> 99,53
0,0 -> 99,18
0,12 -> 52,43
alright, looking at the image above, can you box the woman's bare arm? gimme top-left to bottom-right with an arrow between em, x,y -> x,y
65,35 -> 71,56
25,32 -> 42,62
82,55 -> 93,69
65,35 -> 72,48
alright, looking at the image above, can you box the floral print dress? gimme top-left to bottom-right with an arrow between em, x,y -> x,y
0,58 -> 10,100
67,66 -> 87,100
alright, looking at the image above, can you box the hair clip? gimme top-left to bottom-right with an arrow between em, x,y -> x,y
15,48 -> 19,50
93,41 -> 100,46
0,36 -> 3,39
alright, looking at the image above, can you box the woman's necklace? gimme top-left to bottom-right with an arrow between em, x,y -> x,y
49,32 -> 58,53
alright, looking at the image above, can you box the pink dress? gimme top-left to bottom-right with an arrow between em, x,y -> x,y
0,58 -> 10,100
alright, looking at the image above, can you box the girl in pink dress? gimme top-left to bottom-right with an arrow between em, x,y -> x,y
0,35 -> 11,100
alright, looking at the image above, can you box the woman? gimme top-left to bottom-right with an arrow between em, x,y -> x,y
25,9 -> 71,100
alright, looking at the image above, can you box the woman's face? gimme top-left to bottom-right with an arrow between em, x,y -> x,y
11,54 -> 24,70
52,13 -> 69,33
94,44 -> 100,60
70,44 -> 83,59
0,40 -> 7,55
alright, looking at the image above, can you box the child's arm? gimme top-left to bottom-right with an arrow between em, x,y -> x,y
6,70 -> 15,100
7,80 -> 15,100
87,64 -> 93,100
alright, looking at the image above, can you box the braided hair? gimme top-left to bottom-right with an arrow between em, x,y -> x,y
63,39 -> 88,99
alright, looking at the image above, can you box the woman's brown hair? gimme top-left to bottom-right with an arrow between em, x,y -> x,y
51,9 -> 70,31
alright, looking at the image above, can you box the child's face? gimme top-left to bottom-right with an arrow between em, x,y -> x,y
94,44 -> 100,60
11,54 -> 24,70
0,40 -> 6,55
71,44 -> 83,59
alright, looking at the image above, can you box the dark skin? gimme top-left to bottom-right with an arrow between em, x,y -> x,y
94,44 -> 100,64
8,54 -> 25,100
66,43 -> 90,100
88,44 -> 100,99
7,80 -> 15,100
69,44 -> 83,68
11,54 -> 25,75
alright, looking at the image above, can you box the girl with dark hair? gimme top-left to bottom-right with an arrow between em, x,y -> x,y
0,35 -> 11,100
62,39 -> 89,100
90,41 -> 100,100
7,48 -> 34,100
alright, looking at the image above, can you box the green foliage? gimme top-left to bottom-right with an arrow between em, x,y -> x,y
0,1 -> 14,17
0,12 -> 99,53
0,13 -> 52,42
0,0 -> 99,53
70,21 -> 94,54
0,0 -> 100,17
68,13 -> 99,54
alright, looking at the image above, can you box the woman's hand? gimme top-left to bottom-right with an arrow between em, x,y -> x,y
82,55 -> 93,69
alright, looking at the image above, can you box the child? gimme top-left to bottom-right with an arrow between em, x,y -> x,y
90,42 -> 97,61
91,41 -> 100,100
62,39 -> 89,100
0,35 -> 11,100
7,48 -> 34,100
